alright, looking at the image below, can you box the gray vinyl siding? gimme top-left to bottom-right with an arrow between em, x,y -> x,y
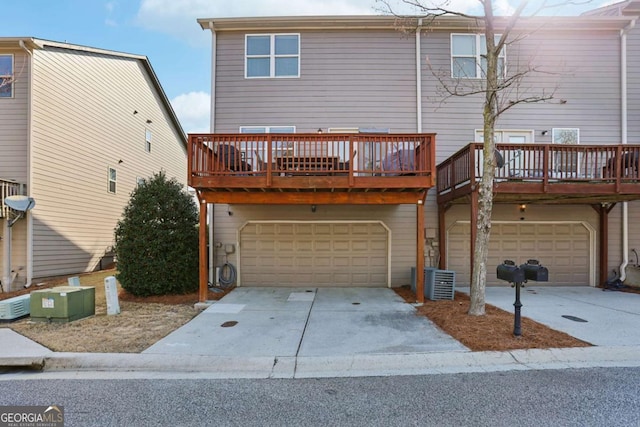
215,30 -> 417,132
628,26 -> 640,143
420,29 -> 622,158
0,48 -> 29,185
210,19 -> 638,286
29,46 -> 186,278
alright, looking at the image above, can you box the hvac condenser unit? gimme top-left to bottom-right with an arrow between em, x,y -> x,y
410,267 -> 456,301
425,269 -> 456,301
0,294 -> 30,321
30,286 -> 95,323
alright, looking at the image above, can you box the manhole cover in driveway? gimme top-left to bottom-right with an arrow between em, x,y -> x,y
562,315 -> 588,323
221,321 -> 238,327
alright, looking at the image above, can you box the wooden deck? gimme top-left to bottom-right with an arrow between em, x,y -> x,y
189,133 -> 436,205
0,179 -> 24,218
436,142 -> 640,289
188,132 -> 436,303
437,143 -> 640,205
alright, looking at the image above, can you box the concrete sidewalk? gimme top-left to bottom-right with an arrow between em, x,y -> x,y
2,286 -> 640,379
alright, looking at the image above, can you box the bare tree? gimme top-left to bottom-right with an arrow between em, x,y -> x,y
378,0 -> 592,315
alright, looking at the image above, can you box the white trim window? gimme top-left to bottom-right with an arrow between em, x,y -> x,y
451,34 -> 505,79
245,34 -> 300,78
240,126 -> 295,133
0,54 -> 14,98
145,129 -> 152,152
108,167 -> 117,194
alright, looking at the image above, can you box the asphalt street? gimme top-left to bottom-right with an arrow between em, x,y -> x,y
2,367 -> 639,426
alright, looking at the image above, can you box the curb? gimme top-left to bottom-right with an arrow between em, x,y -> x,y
2,345 -> 639,379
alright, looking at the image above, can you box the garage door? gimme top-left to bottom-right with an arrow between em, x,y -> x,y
240,222 -> 389,287
448,222 -> 590,286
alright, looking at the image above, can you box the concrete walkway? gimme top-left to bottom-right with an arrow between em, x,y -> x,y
1,286 -> 640,378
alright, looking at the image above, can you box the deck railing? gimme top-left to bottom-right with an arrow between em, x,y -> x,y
189,133 -> 435,189
0,179 -> 24,218
437,143 -> 640,195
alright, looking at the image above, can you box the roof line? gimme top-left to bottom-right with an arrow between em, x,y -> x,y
0,37 -> 186,147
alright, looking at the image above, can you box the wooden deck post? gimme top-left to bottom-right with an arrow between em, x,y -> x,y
595,203 -> 615,288
416,200 -> 425,304
470,190 -> 478,284
199,199 -> 208,302
438,204 -> 447,270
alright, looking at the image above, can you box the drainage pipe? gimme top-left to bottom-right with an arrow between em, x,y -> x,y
415,18 -> 423,133
619,19 -> 636,282
19,39 -> 34,287
208,22 -> 217,285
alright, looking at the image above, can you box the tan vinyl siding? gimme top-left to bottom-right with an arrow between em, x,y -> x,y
212,204 -> 418,287
0,219 -> 27,286
29,46 -> 186,278
444,204 -> 599,286
215,30 -> 417,132
0,49 -> 29,184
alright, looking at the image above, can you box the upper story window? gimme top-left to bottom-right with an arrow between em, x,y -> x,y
451,34 -> 505,79
108,167 -> 117,194
0,54 -> 14,98
145,129 -> 152,152
240,126 -> 295,133
245,34 -> 300,78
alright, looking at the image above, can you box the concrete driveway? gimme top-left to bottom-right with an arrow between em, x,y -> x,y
459,286 -> 640,347
143,287 -> 469,358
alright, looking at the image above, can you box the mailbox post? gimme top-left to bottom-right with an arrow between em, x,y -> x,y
497,260 -> 525,336
497,259 -> 549,337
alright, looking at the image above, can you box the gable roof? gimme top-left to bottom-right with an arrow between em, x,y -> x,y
0,37 -> 186,147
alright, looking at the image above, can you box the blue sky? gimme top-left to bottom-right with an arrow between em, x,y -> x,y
1,0 -> 614,133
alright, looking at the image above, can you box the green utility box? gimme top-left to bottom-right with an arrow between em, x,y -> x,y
30,286 -> 95,323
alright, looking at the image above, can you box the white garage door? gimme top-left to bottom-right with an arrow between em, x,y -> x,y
240,222 -> 389,287
448,222 -> 590,286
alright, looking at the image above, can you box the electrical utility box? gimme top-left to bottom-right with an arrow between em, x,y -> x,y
30,286 -> 95,323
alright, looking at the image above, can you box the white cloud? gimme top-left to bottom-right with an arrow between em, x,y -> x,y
135,0 -> 597,43
135,0 -> 395,45
171,91 -> 210,134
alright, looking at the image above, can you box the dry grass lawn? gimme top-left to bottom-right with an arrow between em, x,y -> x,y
1,270 -> 592,353
0,270 -> 228,353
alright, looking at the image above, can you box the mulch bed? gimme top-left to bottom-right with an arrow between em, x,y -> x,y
394,286 -> 592,352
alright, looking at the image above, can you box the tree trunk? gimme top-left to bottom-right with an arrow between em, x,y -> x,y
468,5 -> 499,316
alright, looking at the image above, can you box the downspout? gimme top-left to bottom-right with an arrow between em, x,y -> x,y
416,18 -> 423,133
208,21 -> 216,285
19,40 -> 34,287
619,19 -> 636,282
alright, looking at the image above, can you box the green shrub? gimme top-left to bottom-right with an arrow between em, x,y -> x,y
114,171 -> 199,296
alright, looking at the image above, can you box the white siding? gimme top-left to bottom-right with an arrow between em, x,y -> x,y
29,46 -> 186,278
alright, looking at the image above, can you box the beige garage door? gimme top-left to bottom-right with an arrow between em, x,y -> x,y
448,222 -> 590,286
240,222 -> 388,287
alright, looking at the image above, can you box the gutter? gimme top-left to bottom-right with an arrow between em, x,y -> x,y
208,21 -> 216,285
416,19 -> 423,133
19,39 -> 34,287
619,18 -> 636,282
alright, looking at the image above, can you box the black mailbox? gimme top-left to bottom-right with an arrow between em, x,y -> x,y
520,259 -> 549,282
497,260 -> 525,283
